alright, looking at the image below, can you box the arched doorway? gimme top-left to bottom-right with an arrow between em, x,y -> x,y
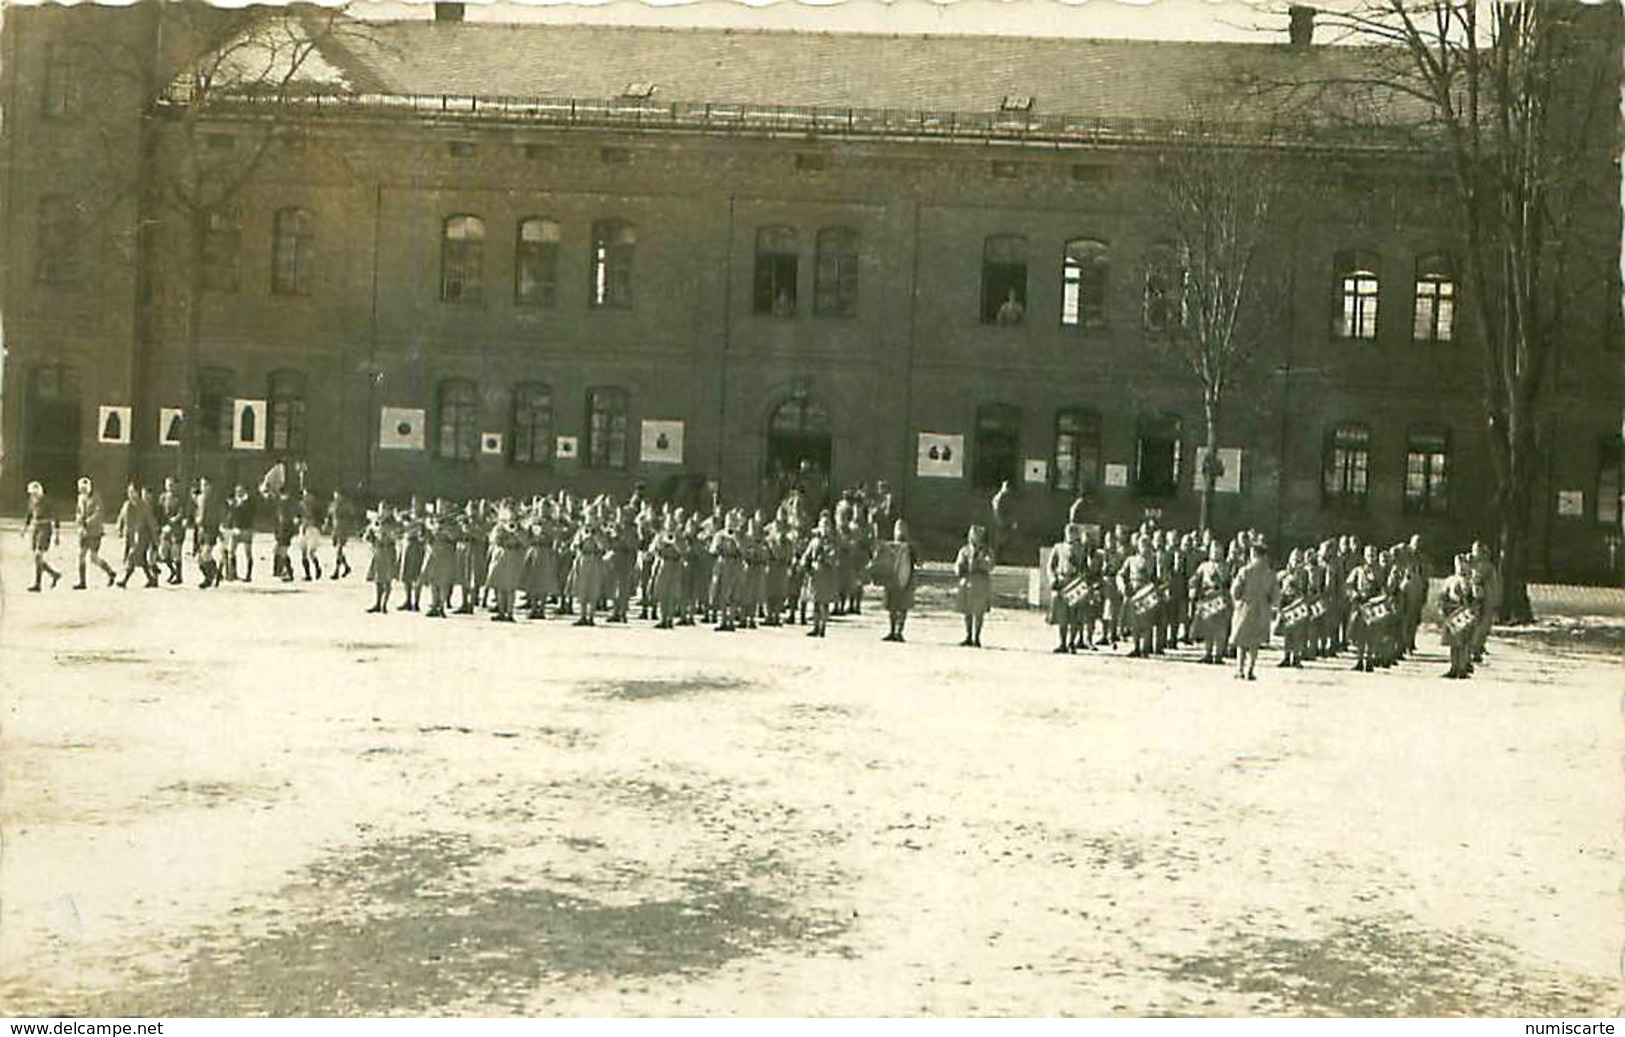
766,395 -> 833,515
24,364 -> 81,496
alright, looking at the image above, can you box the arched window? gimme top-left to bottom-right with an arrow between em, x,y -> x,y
1061,238 -> 1109,329
586,386 -> 630,469
814,226 -> 859,317
1053,408 -> 1101,494
515,217 -> 560,308
196,367 -> 235,451
1404,426 -> 1450,514
590,219 -> 635,309
1143,243 -> 1187,334
440,215 -> 485,305
510,382 -> 554,466
36,196 -> 80,287
1412,252 -> 1456,343
974,403 -> 1021,489
271,207 -> 313,296
981,235 -> 1028,325
267,370 -> 307,454
1322,421 -> 1371,509
753,225 -> 799,316
1333,249 -> 1380,339
436,379 -> 479,461
1135,414 -> 1183,497
204,207 -> 241,294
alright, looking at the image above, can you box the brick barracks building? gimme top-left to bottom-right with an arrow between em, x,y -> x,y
2,2 -> 1621,577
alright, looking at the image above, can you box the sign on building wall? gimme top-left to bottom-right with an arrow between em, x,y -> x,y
1023,458 -> 1048,485
233,399 -> 267,451
97,406 -> 131,445
1103,463 -> 1129,488
640,420 -> 684,465
158,408 -> 185,447
1192,447 -> 1245,494
379,407 -> 426,451
480,432 -> 505,456
556,435 -> 579,461
1556,490 -> 1586,517
916,433 -> 964,478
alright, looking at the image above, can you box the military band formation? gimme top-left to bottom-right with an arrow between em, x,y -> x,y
19,474 -> 1499,681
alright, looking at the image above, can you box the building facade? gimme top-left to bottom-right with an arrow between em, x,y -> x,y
2,3 -> 1621,577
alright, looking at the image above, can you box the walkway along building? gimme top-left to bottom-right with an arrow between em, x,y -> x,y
2,3 -> 1622,577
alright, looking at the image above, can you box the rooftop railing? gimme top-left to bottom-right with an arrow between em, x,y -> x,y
156,86 -> 1432,152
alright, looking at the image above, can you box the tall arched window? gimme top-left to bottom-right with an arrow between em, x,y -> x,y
510,383 -> 554,466
1143,243 -> 1187,334
586,386 -> 630,469
1061,238 -> 1109,329
590,219 -> 635,309
1412,252 -> 1456,343
440,215 -> 485,305
981,235 -> 1028,325
515,217 -> 560,308
36,195 -> 80,287
271,207 -> 313,296
266,370 -> 307,454
1333,249 -> 1380,339
1053,408 -> 1101,494
436,379 -> 479,461
196,367 -> 235,451
814,226 -> 859,317
753,225 -> 800,316
1322,421 -> 1371,509
1404,426 -> 1450,514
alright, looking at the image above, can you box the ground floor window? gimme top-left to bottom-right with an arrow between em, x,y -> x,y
587,386 -> 629,469
197,367 -> 234,451
1135,414 -> 1182,497
267,370 -> 307,455
436,379 -> 479,461
1403,427 -> 1449,515
511,383 -> 553,466
1053,408 -> 1100,494
974,404 -> 1021,489
1322,422 -> 1370,510
1599,435 -> 1624,527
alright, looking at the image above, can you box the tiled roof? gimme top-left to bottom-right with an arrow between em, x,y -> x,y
318,20 -> 1406,125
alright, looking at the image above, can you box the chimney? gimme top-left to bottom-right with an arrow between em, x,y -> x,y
1288,5 -> 1316,47
434,2 -> 466,23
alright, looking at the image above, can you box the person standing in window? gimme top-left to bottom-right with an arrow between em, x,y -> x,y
995,289 -> 1025,326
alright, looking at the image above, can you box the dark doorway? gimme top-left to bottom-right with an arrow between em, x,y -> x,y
24,364 -> 81,496
766,396 -> 833,514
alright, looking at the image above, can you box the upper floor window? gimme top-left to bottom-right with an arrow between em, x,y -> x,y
203,207 -> 241,294
436,379 -> 479,461
1061,238 -> 1109,329
1403,427 -> 1450,515
514,217 -> 560,309
1412,252 -> 1456,343
42,43 -> 77,119
35,195 -> 80,287
1135,414 -> 1182,497
440,215 -> 485,305
1053,408 -> 1101,494
510,382 -> 554,467
590,219 -> 635,309
1143,243 -> 1187,334
981,235 -> 1028,326
196,367 -> 234,451
1334,249 -> 1380,340
1322,421 -> 1370,509
814,226 -> 859,317
586,386 -> 629,469
753,225 -> 799,316
267,370 -> 307,455
271,207 -> 314,296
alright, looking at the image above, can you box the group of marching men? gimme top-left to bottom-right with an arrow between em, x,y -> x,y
21,476 -> 1500,679
1041,522 -> 1501,680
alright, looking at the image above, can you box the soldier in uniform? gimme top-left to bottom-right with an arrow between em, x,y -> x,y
421,502 -> 462,619
1343,544 -> 1384,672
397,503 -> 426,611
1438,553 -> 1480,679
73,477 -> 118,589
1469,540 -> 1501,665
1188,541 -> 1232,664
115,482 -> 160,589
363,504 -> 400,614
880,518 -> 919,643
570,506 -> 609,627
298,488 -> 326,581
954,524 -> 995,648
649,514 -> 686,630
1274,548 -> 1310,668
326,489 -> 356,580
485,505 -> 525,623
1229,541 -> 1279,681
1116,535 -> 1160,658
223,484 -> 258,582
156,476 -> 189,585
23,481 -> 62,592
193,476 -> 225,589
1045,522 -> 1089,654
798,514 -> 842,639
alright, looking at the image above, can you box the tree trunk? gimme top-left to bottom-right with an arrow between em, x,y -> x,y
1495,422 -> 1538,624
182,211 -> 209,486
1198,396 -> 1221,534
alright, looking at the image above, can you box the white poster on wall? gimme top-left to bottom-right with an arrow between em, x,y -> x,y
556,435 -> 579,461
1556,490 -> 1585,517
480,432 -> 505,456
232,398 -> 267,451
1022,458 -> 1048,485
640,420 -> 685,465
1192,447 -> 1244,494
1103,463 -> 1129,488
97,406 -> 131,445
379,407 -> 426,451
916,432 -> 964,479
159,407 -> 185,447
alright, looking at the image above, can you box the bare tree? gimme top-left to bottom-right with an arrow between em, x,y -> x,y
1145,132 -> 1287,533
1287,1 -> 1620,622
